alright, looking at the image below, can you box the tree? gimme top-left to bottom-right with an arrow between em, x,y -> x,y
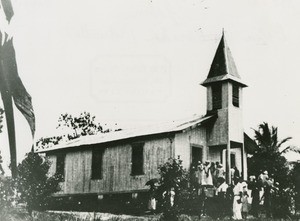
157,157 -> 189,220
291,161 -> 300,214
15,152 -> 61,215
248,122 -> 299,217
36,112 -> 121,150
248,122 -> 295,187
57,112 -> 103,139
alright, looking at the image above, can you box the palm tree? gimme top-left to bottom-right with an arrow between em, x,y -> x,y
249,122 -> 299,218
253,122 -> 292,154
248,122 -> 297,188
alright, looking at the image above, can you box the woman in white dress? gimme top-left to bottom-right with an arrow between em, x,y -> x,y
232,178 -> 243,220
202,161 -> 213,186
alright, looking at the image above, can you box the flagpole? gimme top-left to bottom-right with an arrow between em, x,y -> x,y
0,87 -> 17,178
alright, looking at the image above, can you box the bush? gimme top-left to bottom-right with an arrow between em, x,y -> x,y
0,177 -> 15,213
16,151 -> 61,215
157,157 -> 189,220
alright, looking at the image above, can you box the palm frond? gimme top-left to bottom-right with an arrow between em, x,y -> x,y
277,137 -> 292,149
280,145 -> 299,154
271,126 -> 278,150
257,122 -> 272,151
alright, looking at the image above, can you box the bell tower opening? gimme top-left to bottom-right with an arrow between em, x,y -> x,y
212,82 -> 222,110
232,83 -> 240,107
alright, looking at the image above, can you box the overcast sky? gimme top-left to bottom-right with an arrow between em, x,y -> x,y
0,0 -> 300,170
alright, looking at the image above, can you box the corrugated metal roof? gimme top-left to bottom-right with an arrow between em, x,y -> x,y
37,115 -> 215,153
201,33 -> 247,87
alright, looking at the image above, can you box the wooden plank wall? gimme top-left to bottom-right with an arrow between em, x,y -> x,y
48,136 -> 174,195
174,126 -> 207,169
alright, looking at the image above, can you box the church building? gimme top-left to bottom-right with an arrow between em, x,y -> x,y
38,33 -> 252,212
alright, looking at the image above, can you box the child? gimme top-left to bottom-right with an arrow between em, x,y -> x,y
241,186 -> 249,219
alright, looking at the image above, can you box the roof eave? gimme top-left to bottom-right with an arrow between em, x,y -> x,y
200,74 -> 248,87
36,115 -> 216,153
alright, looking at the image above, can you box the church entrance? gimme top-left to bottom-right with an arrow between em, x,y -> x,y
191,145 -> 203,167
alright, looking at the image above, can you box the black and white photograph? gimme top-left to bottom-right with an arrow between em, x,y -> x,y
0,0 -> 300,220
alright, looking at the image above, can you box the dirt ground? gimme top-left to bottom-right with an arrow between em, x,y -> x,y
0,210 -> 298,221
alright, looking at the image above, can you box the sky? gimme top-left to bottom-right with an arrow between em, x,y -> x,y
0,0 -> 300,171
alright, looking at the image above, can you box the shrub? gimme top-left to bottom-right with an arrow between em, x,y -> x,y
16,151 -> 61,215
0,177 -> 15,213
157,157 -> 189,220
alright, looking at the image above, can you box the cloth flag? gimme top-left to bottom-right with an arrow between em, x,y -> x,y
0,0 -> 35,136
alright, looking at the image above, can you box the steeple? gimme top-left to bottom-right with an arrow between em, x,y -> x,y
201,33 -> 247,87
201,32 -> 248,183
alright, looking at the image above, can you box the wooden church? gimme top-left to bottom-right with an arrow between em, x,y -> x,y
38,33 -> 253,212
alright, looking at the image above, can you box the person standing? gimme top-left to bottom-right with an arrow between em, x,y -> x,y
241,185 -> 249,219
148,184 -> 157,213
232,178 -> 243,220
196,161 -> 204,194
263,176 -> 274,218
233,166 -> 240,185
216,177 -> 228,218
198,161 -> 213,217
162,187 -> 176,208
216,163 -> 225,187
203,161 -> 213,186
249,176 -> 260,218
210,162 -> 217,186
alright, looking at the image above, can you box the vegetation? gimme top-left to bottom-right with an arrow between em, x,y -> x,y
0,176 -> 14,213
15,152 -> 61,215
57,112 -> 104,139
291,161 -> 300,213
36,112 -> 121,150
157,157 -> 189,220
248,122 -> 300,218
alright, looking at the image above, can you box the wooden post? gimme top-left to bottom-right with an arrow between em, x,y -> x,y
0,60 -> 17,178
226,143 -> 231,184
0,88 -> 17,178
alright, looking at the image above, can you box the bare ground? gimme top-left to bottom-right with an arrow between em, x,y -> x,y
0,210 -> 297,221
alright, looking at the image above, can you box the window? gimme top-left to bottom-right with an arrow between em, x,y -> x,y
91,148 -> 104,180
131,143 -> 144,175
56,153 -> 66,181
232,84 -> 239,107
212,83 -> 222,110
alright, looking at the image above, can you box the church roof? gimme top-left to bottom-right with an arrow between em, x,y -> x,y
37,115 -> 215,153
201,33 -> 247,87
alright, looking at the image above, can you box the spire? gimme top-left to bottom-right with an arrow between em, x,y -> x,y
201,32 -> 247,87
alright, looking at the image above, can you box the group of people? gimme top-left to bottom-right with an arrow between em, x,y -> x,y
193,161 -> 278,219
193,161 -> 247,219
248,170 -> 279,219
147,160 -> 279,220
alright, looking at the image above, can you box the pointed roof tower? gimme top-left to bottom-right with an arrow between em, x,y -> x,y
201,33 -> 247,87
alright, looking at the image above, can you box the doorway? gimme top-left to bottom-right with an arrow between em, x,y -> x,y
192,146 -> 203,167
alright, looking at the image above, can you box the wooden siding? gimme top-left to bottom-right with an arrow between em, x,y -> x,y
48,136 -> 174,195
207,109 -> 228,146
208,146 -> 222,163
174,126 -> 207,169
